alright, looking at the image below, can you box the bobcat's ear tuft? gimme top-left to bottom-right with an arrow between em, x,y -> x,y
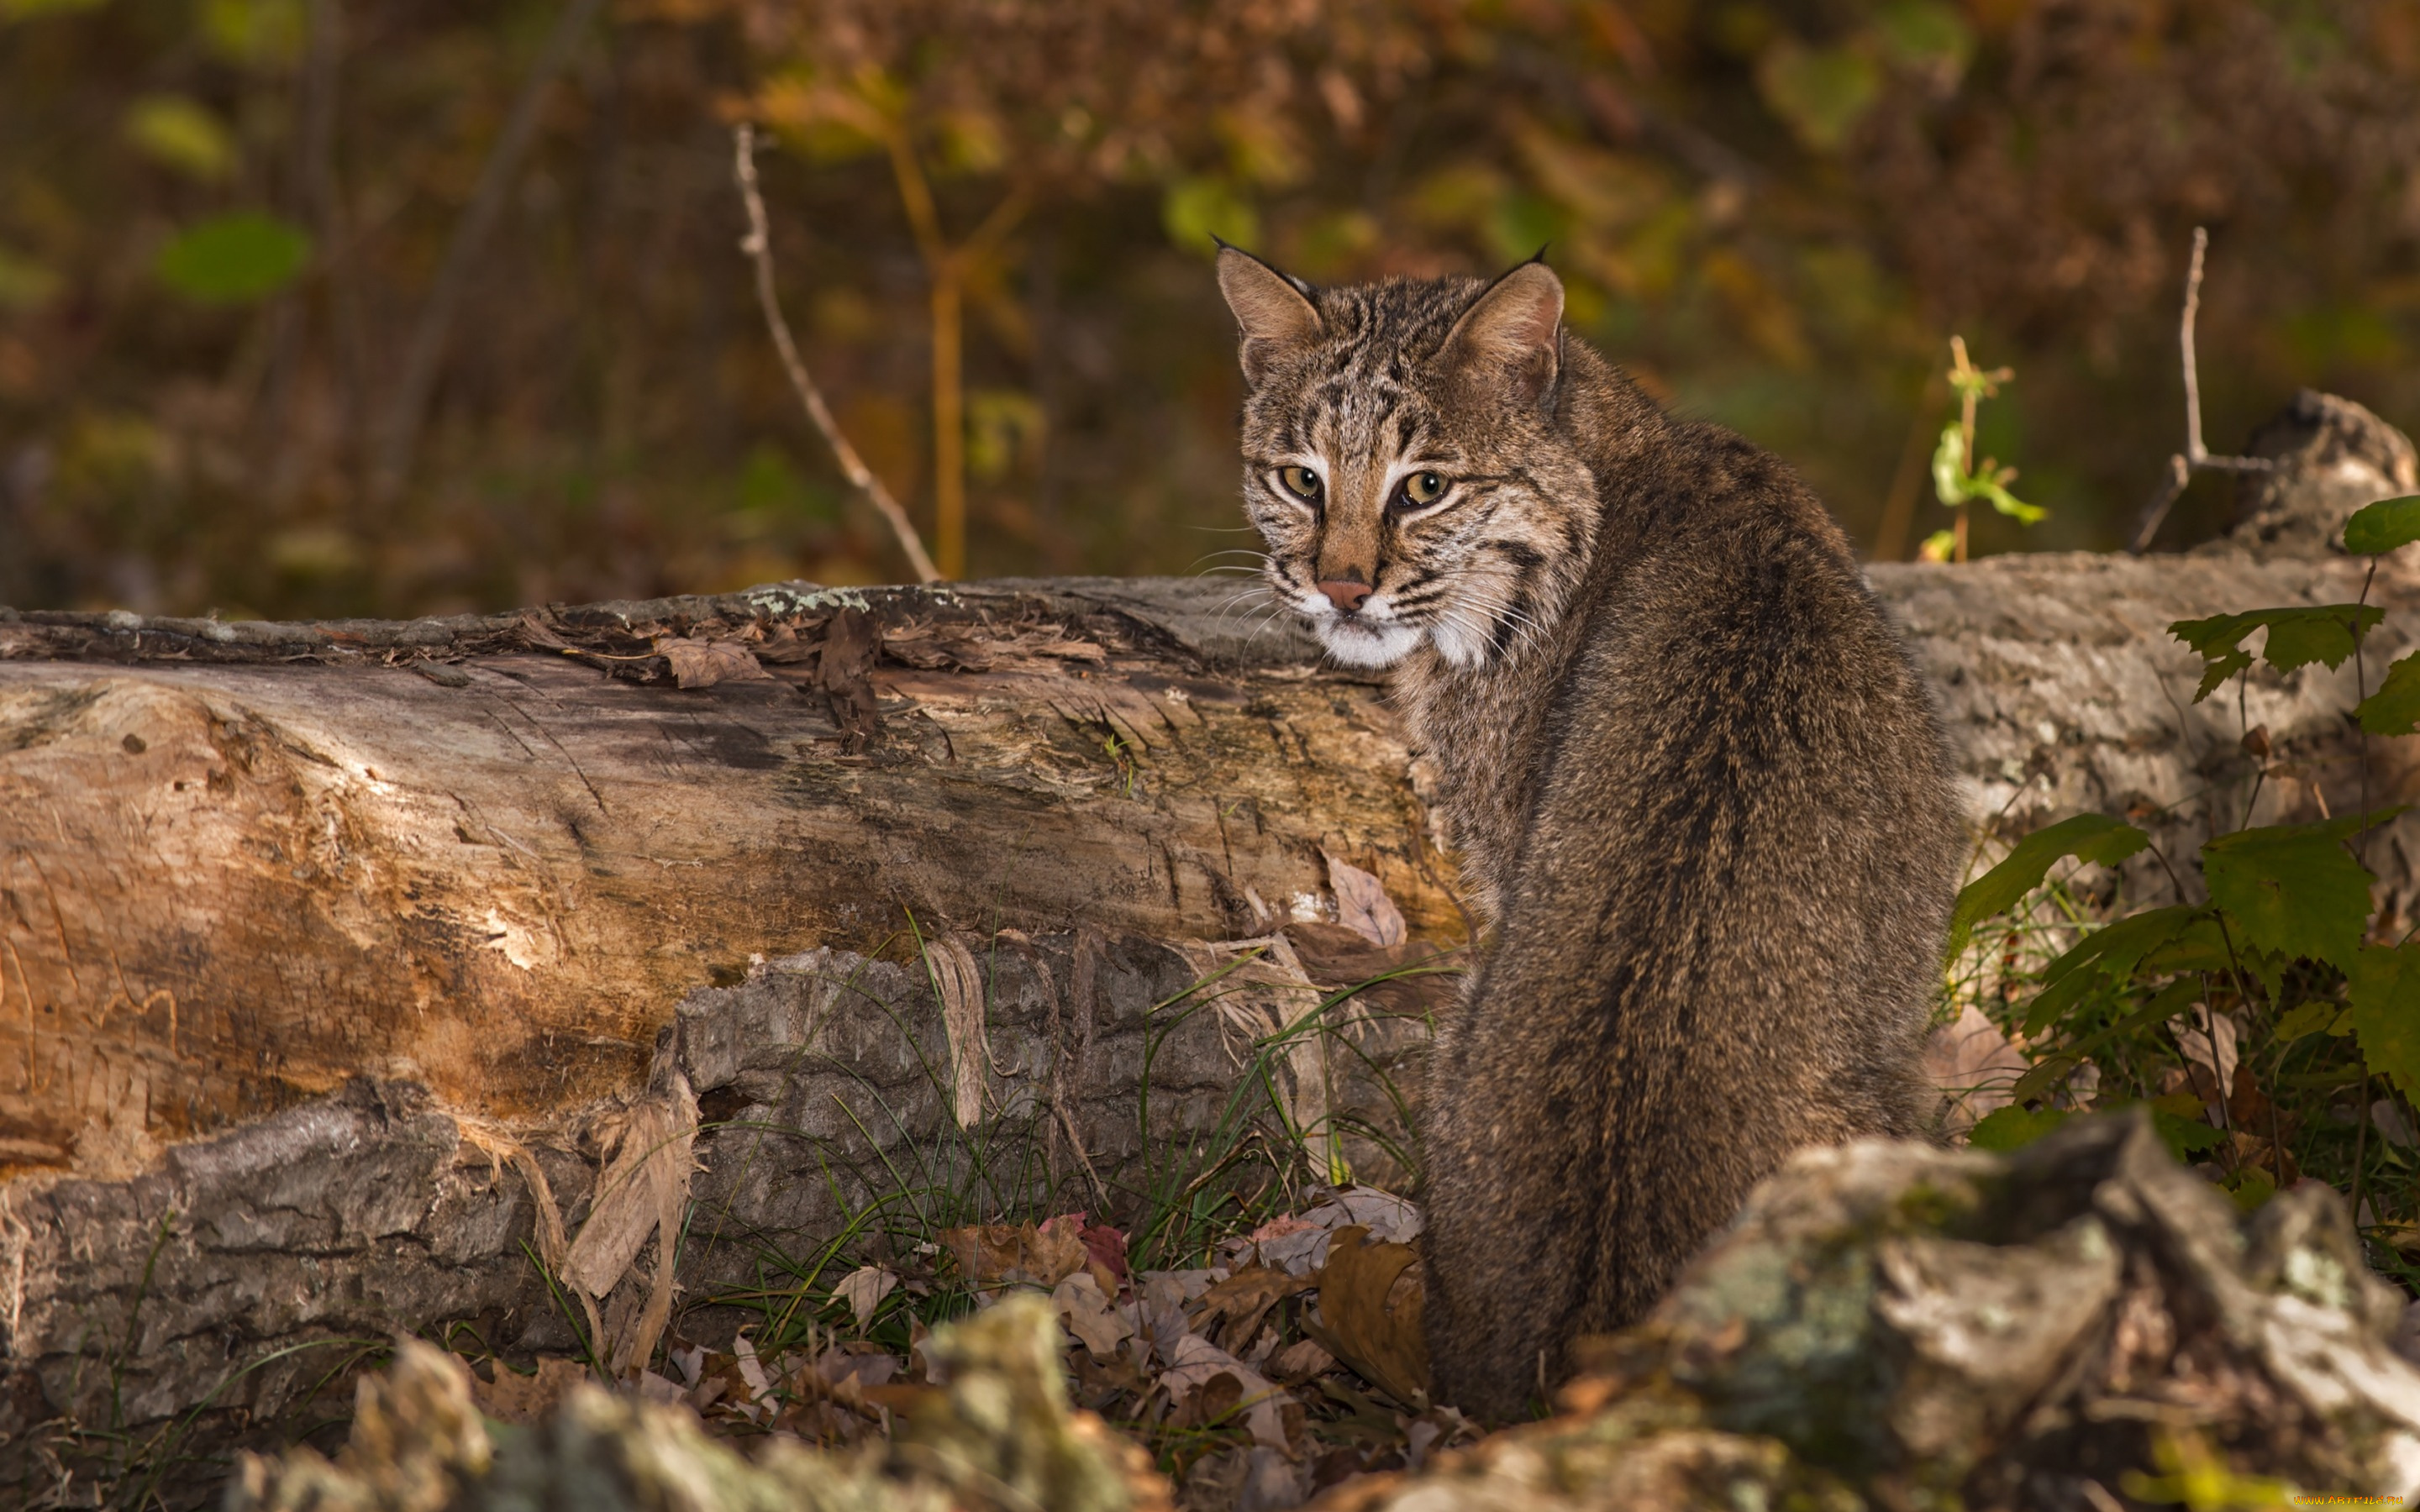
1217,246 -> 1322,386
1440,260 -> 1564,407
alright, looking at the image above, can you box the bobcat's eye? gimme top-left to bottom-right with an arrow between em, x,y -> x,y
1397,471 -> 1449,509
1276,465 -> 1324,503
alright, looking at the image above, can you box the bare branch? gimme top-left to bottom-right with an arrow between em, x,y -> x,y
733,124 -> 942,585
2128,454 -> 2193,554
2181,226 -> 2207,465
368,0 -> 608,505
2127,227 -> 2275,554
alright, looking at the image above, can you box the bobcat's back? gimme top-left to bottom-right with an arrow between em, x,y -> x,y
1213,249 -> 1960,1421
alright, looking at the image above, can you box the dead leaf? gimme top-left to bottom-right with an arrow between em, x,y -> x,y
1157,1330 -> 1296,1450
2227,1063 -> 2274,1131
1923,1003 -> 2029,1131
1285,922 -> 1459,1019
1039,1210 -> 1127,1297
1268,1339 -> 1335,1382
1241,1215 -> 1334,1278
755,622 -> 815,664
1197,1265 -> 1312,1354
834,1263 -> 899,1329
1055,1270 -> 1135,1358
939,1217 -> 1088,1290
560,1064 -> 700,1377
635,1370 -> 685,1405
730,1332 -> 776,1421
1403,1406 -> 1476,1472
1132,1272 -> 1197,1366
1177,1369 -> 1244,1429
1081,1219 -> 1130,1288
2168,1008 -> 2240,1106
471,1356 -> 588,1425
515,615 -> 572,652
813,1345 -> 900,1392
2375,1098 -> 2417,1150
1326,855 -> 1406,948
1313,1186 -> 1422,1244
789,1345 -> 902,1433
655,637 -> 772,690
817,607 -> 884,751
1223,1188 -> 1423,1278
1302,1226 -> 1428,1409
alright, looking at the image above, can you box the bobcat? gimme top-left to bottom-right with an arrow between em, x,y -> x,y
1215,247 -> 1961,1420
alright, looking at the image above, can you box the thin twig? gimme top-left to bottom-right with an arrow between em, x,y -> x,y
1870,363 -> 1945,561
369,0 -> 608,504
2128,227 -> 2276,554
2357,559 -> 2378,868
2181,227 -> 2208,465
732,124 -> 941,585
2354,1069 -> 2374,1228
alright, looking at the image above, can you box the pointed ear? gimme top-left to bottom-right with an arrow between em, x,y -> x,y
1439,260 -> 1564,406
1216,245 -> 1322,385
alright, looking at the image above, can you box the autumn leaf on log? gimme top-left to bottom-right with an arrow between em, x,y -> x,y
1327,854 -> 1407,948
754,621 -> 816,664
816,606 -> 884,750
655,637 -> 772,689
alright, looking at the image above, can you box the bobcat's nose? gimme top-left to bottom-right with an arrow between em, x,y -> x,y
1317,579 -> 1374,614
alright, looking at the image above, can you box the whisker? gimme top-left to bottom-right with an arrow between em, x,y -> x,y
1208,583 -> 1285,632
1427,596 -> 1549,665
1186,549 -> 1273,574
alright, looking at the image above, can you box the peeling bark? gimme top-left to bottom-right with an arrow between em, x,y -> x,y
0,580 -> 1449,1179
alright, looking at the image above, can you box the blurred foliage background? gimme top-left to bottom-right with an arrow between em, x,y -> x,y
3,0 -> 2418,617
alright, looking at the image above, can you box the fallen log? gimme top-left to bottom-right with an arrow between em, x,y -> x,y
4,553 -> 2417,1179
2,395 -> 2415,1502
0,577 -> 1452,1163
0,576 -> 1457,1503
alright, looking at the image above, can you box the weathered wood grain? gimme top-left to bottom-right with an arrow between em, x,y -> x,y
0,580 -> 1454,1180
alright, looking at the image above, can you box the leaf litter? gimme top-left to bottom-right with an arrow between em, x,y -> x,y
463,873 -> 1470,1507
479,1183 -> 1475,1509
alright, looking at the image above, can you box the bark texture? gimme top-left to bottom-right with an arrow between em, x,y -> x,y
0,578 -> 1444,1175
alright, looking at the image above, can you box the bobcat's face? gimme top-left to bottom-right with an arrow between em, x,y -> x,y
1218,251 -> 1597,670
